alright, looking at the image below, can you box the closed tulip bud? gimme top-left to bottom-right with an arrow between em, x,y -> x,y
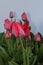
4,19 -> 11,30
34,33 -> 41,42
21,12 -> 27,21
9,11 -> 14,18
6,31 -> 11,38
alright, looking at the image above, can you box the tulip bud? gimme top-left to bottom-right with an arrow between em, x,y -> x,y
21,12 -> 27,21
5,31 -> 11,38
4,19 -> 11,30
9,11 -> 14,21
9,11 -> 14,18
34,33 -> 41,42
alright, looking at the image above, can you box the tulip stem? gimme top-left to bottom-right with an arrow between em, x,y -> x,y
26,38 -> 28,49
35,42 -> 38,54
26,38 -> 30,65
20,38 -> 27,65
16,38 -> 19,48
11,18 -> 12,22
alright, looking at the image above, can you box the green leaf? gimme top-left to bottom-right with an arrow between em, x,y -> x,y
23,47 -> 27,65
6,39 -> 14,57
0,56 -> 4,65
0,46 -> 10,60
40,44 -> 43,54
35,42 -> 38,54
8,61 -> 19,65
38,43 -> 43,62
26,47 -> 30,65
32,55 -> 37,65
20,38 -> 27,65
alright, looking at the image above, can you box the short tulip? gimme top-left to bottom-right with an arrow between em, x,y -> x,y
34,33 -> 41,42
6,31 -> 11,38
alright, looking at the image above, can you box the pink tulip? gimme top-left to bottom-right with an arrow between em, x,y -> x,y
9,11 -> 14,18
4,19 -> 11,30
21,12 -> 27,21
11,22 -> 19,38
11,22 -> 25,38
24,19 -> 29,26
34,33 -> 41,42
21,24 -> 30,38
6,31 -> 11,38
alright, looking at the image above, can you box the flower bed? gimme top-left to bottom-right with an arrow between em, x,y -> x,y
0,11 -> 43,65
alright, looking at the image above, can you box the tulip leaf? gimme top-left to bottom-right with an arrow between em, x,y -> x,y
0,46 -> 10,60
20,38 -> 27,65
31,55 -> 37,65
8,61 -> 19,65
0,56 -> 4,65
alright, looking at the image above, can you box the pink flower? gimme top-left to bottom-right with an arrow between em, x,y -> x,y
9,11 -> 14,18
25,27 -> 30,38
11,22 -> 19,38
24,19 -> 29,26
34,33 -> 41,42
4,19 -> 11,30
5,31 -> 11,38
21,12 -> 27,21
21,24 -> 30,38
11,22 -> 25,38
17,22 -> 25,37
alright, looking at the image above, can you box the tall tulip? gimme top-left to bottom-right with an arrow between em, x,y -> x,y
21,12 -> 27,21
24,19 -> 29,26
9,11 -> 14,21
21,24 -> 30,38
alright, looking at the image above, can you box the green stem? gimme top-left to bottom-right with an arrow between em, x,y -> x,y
26,38 -> 29,65
35,42 -> 38,54
16,38 -> 19,48
26,38 -> 28,50
26,47 -> 30,65
11,18 -> 12,22
32,55 -> 37,65
6,39 -> 14,57
20,38 -> 26,65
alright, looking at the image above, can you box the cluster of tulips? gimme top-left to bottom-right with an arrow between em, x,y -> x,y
4,11 -> 41,42
0,11 -> 43,65
4,12 -> 30,39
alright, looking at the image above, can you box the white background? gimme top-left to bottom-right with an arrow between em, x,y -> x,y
0,0 -> 43,35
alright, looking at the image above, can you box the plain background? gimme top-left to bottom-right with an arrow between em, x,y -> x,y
0,0 -> 43,35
